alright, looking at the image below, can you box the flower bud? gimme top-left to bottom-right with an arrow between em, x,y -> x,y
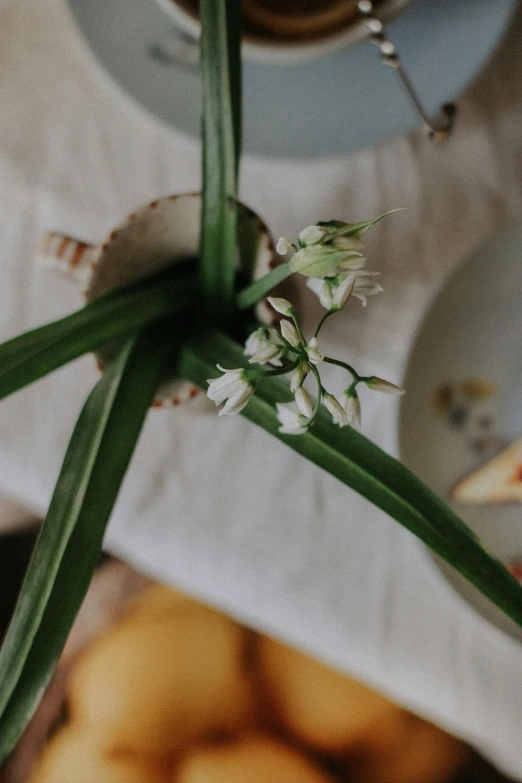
280,319 -> 302,349
267,297 -> 294,317
331,275 -> 355,310
290,360 -> 311,393
342,389 -> 362,428
298,225 -> 327,245
366,376 -> 405,395
294,387 -> 314,418
276,237 -> 293,255
322,392 -> 348,427
276,402 -> 311,436
306,337 -> 323,365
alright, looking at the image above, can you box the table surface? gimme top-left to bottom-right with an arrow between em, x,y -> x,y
1,0 -> 522,777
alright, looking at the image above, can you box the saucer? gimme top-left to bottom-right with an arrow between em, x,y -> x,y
400,221 -> 522,640
67,0 -> 516,158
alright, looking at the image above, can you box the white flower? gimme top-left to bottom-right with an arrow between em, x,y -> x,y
306,277 -> 334,309
290,360 -> 311,393
207,366 -> 254,416
294,386 -> 314,418
290,245 -> 352,279
366,376 -> 405,395
298,225 -> 327,245
342,389 -> 362,428
280,319 -> 302,349
322,392 -> 348,427
267,296 -> 294,317
276,402 -> 311,436
309,272 -> 369,311
349,271 -> 383,306
244,327 -> 284,366
306,337 -> 323,365
276,237 -> 293,255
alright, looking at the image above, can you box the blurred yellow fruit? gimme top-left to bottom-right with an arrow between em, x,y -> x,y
68,610 -> 253,758
256,637 -> 410,756
126,585 -> 213,623
345,718 -> 468,783
174,735 -> 336,783
28,727 -> 169,783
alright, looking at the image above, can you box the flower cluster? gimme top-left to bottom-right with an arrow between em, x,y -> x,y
207,217 -> 404,435
278,218 -> 386,309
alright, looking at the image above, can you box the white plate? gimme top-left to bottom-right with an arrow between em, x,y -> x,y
67,0 -> 517,158
400,221 -> 522,640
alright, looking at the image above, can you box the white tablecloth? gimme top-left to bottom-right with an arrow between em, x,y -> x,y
1,0 -> 522,776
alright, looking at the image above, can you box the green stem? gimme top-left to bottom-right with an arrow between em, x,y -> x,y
290,313 -> 307,348
314,310 -> 335,337
236,263 -> 293,311
324,355 -> 360,382
310,364 -> 323,421
250,358 -> 299,383
199,0 -> 242,324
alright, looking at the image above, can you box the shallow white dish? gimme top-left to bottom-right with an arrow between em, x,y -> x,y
67,0 -> 517,158
400,220 -> 522,640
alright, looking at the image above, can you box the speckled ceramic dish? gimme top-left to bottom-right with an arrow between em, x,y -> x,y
400,220 -> 522,640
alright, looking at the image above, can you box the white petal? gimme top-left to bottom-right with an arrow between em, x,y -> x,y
331,236 -> 364,252
343,392 -> 362,428
267,327 -> 286,346
306,277 -> 323,297
320,280 -> 334,309
323,393 -> 348,427
367,376 -> 405,395
276,402 -> 300,426
276,237 -> 292,255
306,337 -> 323,365
267,297 -> 294,316
290,362 -> 310,393
279,423 -> 309,435
216,364 -> 242,374
295,387 -> 314,418
298,225 -> 327,245
207,372 -> 243,402
280,319 -> 302,349
244,331 -> 262,356
338,255 -> 367,271
276,402 -> 310,435
332,275 -> 355,309
218,383 -> 254,416
248,344 -> 283,366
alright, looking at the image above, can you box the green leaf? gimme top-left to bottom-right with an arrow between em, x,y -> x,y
199,0 -> 242,323
0,265 -> 197,401
0,323 -> 178,762
317,209 -> 403,238
236,262 -> 293,311
179,330 -> 522,629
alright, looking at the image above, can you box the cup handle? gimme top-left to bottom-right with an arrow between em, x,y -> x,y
37,233 -> 99,283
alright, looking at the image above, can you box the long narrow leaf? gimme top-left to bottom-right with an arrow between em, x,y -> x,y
199,0 -> 242,323
0,266 -> 196,401
0,323 -> 178,762
179,330 -> 522,628
236,262 -> 293,311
